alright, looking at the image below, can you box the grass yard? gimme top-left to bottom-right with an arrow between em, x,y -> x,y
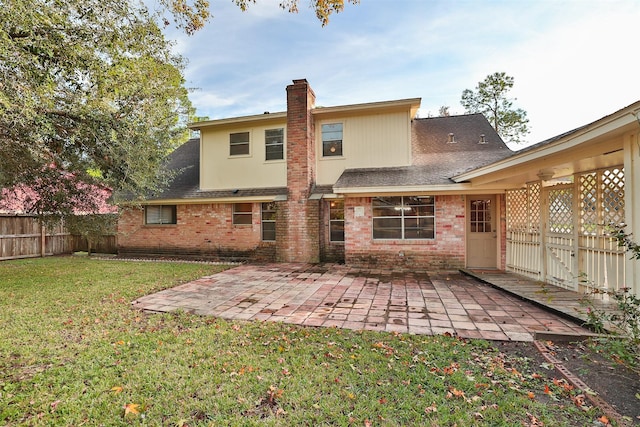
0,257 -> 606,426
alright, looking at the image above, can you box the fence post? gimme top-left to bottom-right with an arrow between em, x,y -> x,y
41,222 -> 46,258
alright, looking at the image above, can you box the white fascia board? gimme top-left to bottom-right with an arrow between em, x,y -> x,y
312,98 -> 422,118
453,107 -> 640,183
333,184 -> 505,196
138,195 -> 286,205
188,112 -> 287,129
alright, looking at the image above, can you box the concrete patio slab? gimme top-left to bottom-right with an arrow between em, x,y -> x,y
132,263 -> 596,342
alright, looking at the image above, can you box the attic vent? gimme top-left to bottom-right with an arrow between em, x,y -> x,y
479,134 -> 487,144
447,133 -> 456,143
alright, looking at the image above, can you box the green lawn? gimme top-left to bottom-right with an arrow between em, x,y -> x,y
0,257 -> 604,426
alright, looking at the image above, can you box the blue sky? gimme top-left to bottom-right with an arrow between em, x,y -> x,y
166,0 -> 640,147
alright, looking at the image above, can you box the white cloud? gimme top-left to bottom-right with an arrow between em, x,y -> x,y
164,0 -> 640,145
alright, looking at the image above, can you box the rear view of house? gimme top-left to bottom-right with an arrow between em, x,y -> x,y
118,79 -> 640,296
118,79 -> 512,269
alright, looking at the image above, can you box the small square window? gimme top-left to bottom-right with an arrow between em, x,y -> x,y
145,205 -> 177,225
233,203 -> 253,225
230,132 -> 250,156
322,123 -> 343,157
265,128 -> 284,161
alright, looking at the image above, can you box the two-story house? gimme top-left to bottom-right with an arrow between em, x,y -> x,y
118,79 -> 512,269
118,79 -> 640,297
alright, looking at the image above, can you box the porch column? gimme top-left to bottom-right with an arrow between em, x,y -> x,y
624,132 -> 639,295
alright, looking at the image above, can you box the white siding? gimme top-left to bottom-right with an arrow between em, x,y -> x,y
200,122 -> 287,190
316,111 -> 412,186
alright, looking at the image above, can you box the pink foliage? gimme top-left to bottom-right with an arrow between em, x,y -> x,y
0,183 -> 116,215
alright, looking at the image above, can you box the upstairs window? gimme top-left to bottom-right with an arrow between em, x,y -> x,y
230,132 -> 250,156
261,202 -> 277,241
322,123 -> 343,157
233,203 -> 253,225
265,128 -> 284,161
329,200 -> 345,242
145,205 -> 177,225
372,196 -> 435,240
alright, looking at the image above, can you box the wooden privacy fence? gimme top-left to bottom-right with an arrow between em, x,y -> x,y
0,215 -> 117,261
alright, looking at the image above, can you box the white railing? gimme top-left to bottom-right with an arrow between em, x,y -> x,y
506,231 -> 541,281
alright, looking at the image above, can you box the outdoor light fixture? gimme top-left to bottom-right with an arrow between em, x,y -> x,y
537,169 -> 554,181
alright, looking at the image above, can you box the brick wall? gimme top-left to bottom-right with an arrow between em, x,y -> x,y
277,79 -> 320,263
118,203 -> 275,261
344,195 -> 466,269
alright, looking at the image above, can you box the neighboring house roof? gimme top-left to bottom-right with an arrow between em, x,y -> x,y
151,138 -> 286,203
334,114 -> 513,191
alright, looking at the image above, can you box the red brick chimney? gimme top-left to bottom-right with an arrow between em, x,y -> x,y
276,79 -> 320,263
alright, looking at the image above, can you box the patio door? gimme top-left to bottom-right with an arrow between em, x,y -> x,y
467,196 -> 497,268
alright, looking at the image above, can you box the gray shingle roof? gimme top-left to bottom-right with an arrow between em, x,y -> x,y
155,114 -> 514,200
334,114 -> 514,190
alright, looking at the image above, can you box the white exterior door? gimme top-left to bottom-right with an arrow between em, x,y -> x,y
467,196 -> 497,268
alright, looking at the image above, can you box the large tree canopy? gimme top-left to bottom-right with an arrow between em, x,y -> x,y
460,72 -> 530,144
0,0 -> 210,220
0,0 -> 356,222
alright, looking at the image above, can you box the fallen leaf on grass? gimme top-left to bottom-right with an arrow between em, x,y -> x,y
527,391 -> 535,400
124,403 -> 140,416
597,415 -> 610,425
50,400 -> 61,411
447,387 -> 465,399
527,412 -> 544,426
110,386 -> 123,395
424,403 -> 438,414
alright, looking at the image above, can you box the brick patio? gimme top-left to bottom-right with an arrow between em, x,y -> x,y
132,263 -> 594,342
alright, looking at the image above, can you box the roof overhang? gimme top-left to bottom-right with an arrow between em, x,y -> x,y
188,112 -> 287,130
130,194 -> 287,205
332,183 -> 506,197
312,98 -> 421,120
453,102 -> 640,186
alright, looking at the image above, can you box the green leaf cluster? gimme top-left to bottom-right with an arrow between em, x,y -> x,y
0,0 -> 204,220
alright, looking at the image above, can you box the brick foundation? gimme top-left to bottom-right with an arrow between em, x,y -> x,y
118,204 -> 275,262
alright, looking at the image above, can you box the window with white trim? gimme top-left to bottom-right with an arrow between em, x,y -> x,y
233,203 -> 253,225
261,202 -> 276,241
329,200 -> 344,242
145,205 -> 177,225
322,123 -> 343,157
265,128 -> 284,161
230,132 -> 250,156
372,196 -> 435,239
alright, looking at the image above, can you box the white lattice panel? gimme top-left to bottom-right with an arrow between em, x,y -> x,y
506,189 -> 528,232
579,172 -> 598,235
548,187 -> 573,234
602,168 -> 625,226
529,182 -> 541,233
